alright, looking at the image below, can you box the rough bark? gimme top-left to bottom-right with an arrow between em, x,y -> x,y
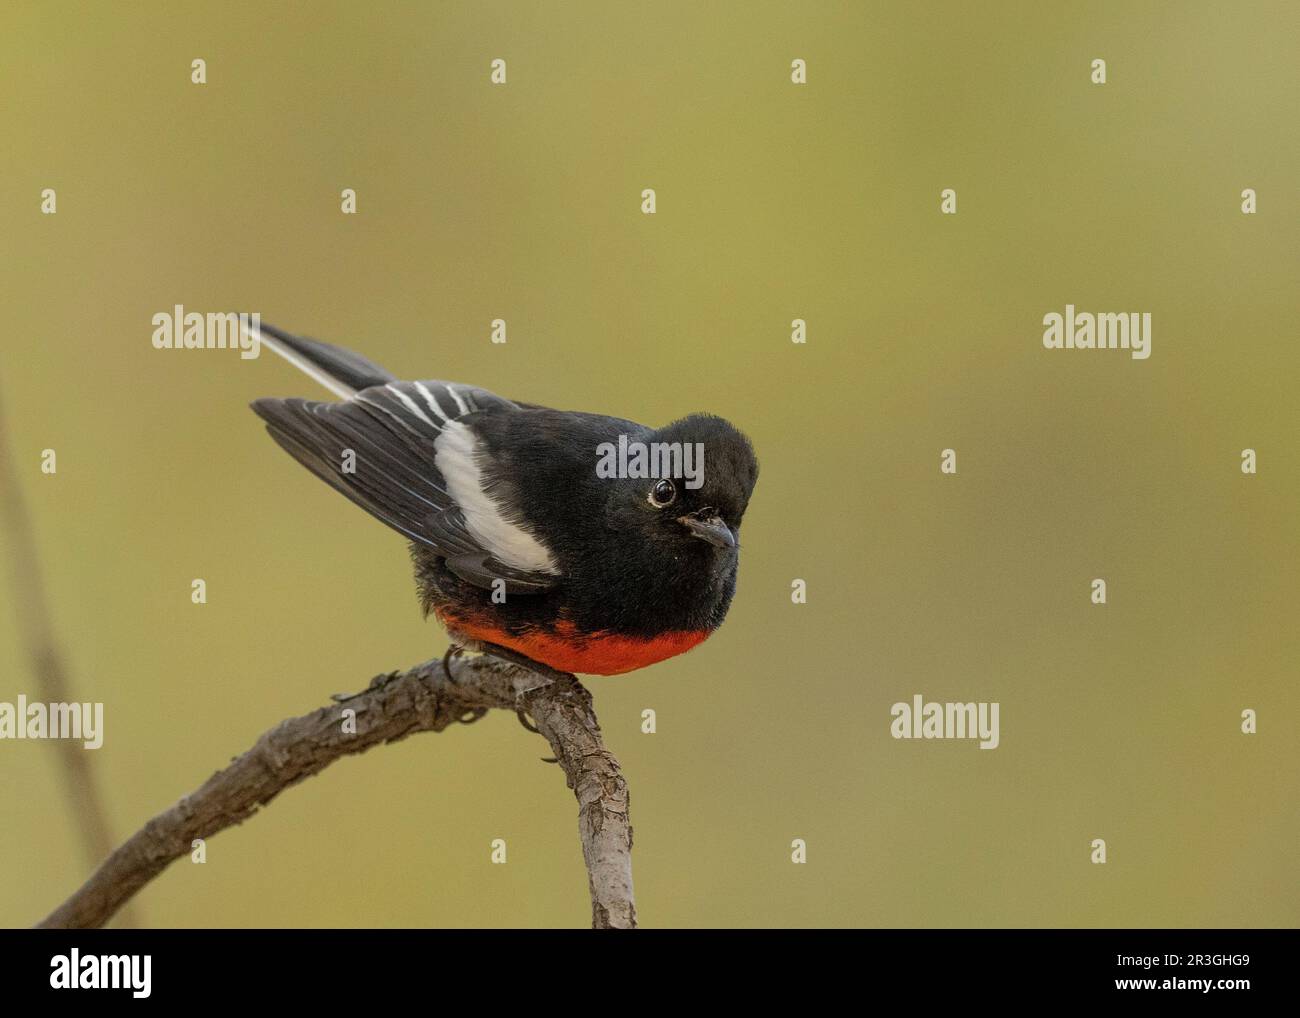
37,653 -> 635,929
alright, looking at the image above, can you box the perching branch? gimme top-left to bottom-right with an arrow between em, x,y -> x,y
0,383 -> 136,927
37,653 -> 636,930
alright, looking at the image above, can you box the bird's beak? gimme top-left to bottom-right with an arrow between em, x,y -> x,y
677,511 -> 736,549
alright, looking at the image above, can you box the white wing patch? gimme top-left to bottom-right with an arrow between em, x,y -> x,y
434,421 -> 559,576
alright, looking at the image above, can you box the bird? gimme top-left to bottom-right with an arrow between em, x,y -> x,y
245,321 -> 758,676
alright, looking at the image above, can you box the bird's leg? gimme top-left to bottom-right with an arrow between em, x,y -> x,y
475,641 -> 577,764
474,641 -> 576,687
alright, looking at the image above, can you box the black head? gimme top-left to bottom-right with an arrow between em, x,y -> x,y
610,414 -> 759,556
554,412 -> 760,635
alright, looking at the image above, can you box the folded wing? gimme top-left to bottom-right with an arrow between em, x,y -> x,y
252,379 -> 560,593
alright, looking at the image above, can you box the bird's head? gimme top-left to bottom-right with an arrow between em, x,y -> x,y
608,414 -> 758,557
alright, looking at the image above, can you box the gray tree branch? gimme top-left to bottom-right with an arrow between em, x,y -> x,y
0,383 -> 136,927
37,653 -> 635,930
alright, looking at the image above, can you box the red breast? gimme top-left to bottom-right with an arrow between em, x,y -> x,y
437,612 -> 712,675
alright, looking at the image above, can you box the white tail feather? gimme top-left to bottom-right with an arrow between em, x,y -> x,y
241,320 -> 355,399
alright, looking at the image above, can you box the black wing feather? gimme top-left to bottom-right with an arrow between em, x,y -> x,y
255,322 -> 396,392
251,380 -> 559,594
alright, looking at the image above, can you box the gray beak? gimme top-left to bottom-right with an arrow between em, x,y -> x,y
678,512 -> 736,549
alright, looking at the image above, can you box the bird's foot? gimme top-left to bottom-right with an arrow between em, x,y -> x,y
516,709 -> 540,734
515,708 -> 557,762
436,641 -> 570,764
470,642 -> 574,765
441,643 -> 465,684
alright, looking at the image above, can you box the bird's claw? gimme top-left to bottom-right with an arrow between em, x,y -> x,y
442,643 -> 464,684
516,709 -> 540,734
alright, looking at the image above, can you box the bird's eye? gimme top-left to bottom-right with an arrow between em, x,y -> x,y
648,478 -> 676,508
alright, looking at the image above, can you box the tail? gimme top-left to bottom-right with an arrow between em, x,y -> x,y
240,319 -> 395,398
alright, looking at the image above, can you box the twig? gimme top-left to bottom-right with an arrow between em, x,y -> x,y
0,383 -> 136,926
37,653 -> 636,930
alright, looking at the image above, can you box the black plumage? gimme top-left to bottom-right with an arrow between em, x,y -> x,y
249,323 -> 758,673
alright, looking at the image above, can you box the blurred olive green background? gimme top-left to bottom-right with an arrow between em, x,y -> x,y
1,1 -> 1296,928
